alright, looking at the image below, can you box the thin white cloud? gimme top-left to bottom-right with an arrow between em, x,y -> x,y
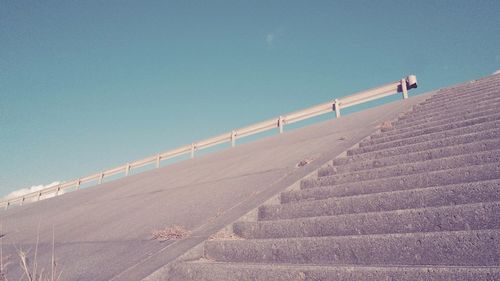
265,27 -> 286,48
4,181 -> 62,201
266,33 -> 274,46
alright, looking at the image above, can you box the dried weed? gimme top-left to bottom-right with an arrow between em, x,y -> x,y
152,225 -> 190,241
380,120 -> 393,131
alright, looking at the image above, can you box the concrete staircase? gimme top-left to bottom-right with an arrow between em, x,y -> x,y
168,75 -> 500,280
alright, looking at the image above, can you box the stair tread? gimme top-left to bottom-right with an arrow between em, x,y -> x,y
204,229 -> 500,266
236,201 -> 500,239
348,120 -> 500,155
324,138 -> 500,175
337,127 -> 500,163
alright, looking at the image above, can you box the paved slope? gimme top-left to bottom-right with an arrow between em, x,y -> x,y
169,74 -> 500,281
0,83 -> 429,280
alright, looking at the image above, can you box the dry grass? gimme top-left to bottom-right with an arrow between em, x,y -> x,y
16,227 -> 62,281
296,159 -> 312,167
380,120 -> 393,131
1,224 -> 62,281
151,225 -> 190,241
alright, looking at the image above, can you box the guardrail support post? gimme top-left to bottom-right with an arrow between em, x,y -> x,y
156,154 -> 161,168
401,79 -> 408,99
231,131 -> 237,147
55,185 -> 61,196
98,172 -> 104,184
20,197 -> 25,206
278,116 -> 284,133
334,99 -> 341,118
37,192 -> 42,201
125,163 -> 131,176
76,179 -> 81,190
5,202 -> 9,210
190,143 -> 196,158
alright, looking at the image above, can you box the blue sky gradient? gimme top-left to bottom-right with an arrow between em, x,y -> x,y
1,0 -> 499,195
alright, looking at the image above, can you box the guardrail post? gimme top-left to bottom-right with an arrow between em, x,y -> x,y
278,116 -> 284,133
190,143 -> 196,158
20,197 -> 25,206
76,178 -> 81,190
334,99 -> 341,118
55,185 -> 61,196
125,163 -> 131,176
37,192 -> 42,201
401,78 -> 408,99
98,172 -> 104,184
4,202 -> 9,210
156,154 -> 161,168
231,131 -> 237,147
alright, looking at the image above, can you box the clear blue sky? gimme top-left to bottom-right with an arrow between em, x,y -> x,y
1,0 -> 499,196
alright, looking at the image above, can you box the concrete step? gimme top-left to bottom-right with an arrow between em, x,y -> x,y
379,106 -> 500,138
204,229 -> 500,266
396,95 -> 499,123
320,138 -> 500,176
269,179 -> 500,220
359,113 -> 500,148
171,262 -> 500,281
235,201 -> 500,239
412,87 -> 500,111
316,150 -> 500,185
335,128 -> 500,165
435,77 -> 500,96
423,81 -> 500,101
301,161 -> 500,191
392,101 -> 500,129
408,98 -> 500,122
348,120 -> 500,156
427,83 -> 500,103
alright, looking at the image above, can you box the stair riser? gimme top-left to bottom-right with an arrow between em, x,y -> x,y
272,179 -> 500,219
237,202 -> 500,239
411,83 -> 500,105
360,113 -> 500,148
316,150 -> 500,184
392,102 -> 500,130
380,106 -> 500,138
395,96 -> 500,125
171,263 -> 500,281
301,161 -> 500,190
425,83 -> 500,103
348,121 -> 500,156
204,230 -> 500,266
410,90 -> 500,113
320,139 -> 500,176
335,129 -> 500,165
436,77 -> 500,95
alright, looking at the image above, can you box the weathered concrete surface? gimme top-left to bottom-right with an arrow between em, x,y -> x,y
318,150 -> 500,183
320,138 -> 500,175
235,201 -> 500,238
336,127 -> 500,163
170,262 -> 500,281
0,89 -> 429,280
361,113 -> 500,146
263,179 -> 500,220
170,73 -> 500,281
348,120 -> 500,155
204,229 -> 500,265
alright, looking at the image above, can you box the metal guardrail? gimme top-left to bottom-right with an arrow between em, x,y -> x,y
1,75 -> 418,209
